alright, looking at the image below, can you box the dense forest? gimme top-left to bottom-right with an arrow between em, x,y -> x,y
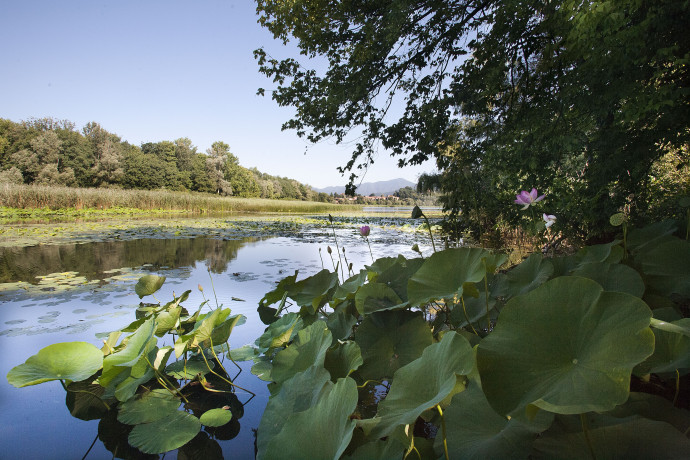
0,117 -> 331,202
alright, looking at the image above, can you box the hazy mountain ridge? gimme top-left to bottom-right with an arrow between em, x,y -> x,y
314,178 -> 416,196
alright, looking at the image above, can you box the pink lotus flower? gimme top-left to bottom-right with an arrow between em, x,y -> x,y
514,188 -> 545,210
543,213 -> 556,228
359,225 -> 371,237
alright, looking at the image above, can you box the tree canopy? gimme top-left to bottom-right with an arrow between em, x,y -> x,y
255,0 -> 689,239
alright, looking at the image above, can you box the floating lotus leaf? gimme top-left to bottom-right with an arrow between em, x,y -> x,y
355,310 -> 432,381
66,380 -> 110,421
358,331 -> 474,440
117,389 -> 180,424
324,341 -> 363,381
7,341 -> 103,387
493,253 -> 553,299
257,365 -> 331,456
200,408 -> 233,427
635,318 -> 690,375
261,377 -> 358,460
635,238 -> 690,298
533,415 -> 690,459
166,357 -> 213,379
128,411 -> 201,454
439,378 -> 553,459
271,320 -> 331,384
134,274 -> 166,299
571,262 -> 645,297
477,277 -> 654,416
355,282 -> 403,315
407,248 -> 493,307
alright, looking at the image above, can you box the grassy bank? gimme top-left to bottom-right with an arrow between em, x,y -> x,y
0,182 -> 350,216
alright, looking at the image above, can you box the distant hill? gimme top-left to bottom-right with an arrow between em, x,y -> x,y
315,178 -> 416,196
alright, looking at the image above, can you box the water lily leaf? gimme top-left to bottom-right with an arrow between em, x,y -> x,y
7,341 -> 103,387
439,378 -> 553,459
635,318 -> 690,375
355,283 -> 403,315
493,253 -> 553,299
200,408 -> 233,427
355,310 -> 432,381
257,365 -> 331,456
134,274 -> 166,299
128,411 -> 201,454
66,380 -> 110,421
533,415 -> 690,459
324,341 -> 363,381
166,357 -> 214,379
290,269 -> 339,313
358,331 -> 474,440
271,320 -> 332,384
261,377 -> 358,460
477,277 -> 654,416
407,248 -> 493,307
571,262 -> 645,297
635,238 -> 690,298
117,389 -> 180,424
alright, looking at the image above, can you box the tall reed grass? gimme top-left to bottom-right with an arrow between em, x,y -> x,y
0,183 -> 349,214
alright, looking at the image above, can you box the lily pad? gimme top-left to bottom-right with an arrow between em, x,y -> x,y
200,408 -> 233,427
166,357 -> 214,379
128,410 -> 201,454
134,274 -> 166,299
7,341 -> 103,387
117,389 -> 180,424
477,276 -> 654,416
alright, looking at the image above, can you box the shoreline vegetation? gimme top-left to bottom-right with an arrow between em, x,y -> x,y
0,182 -> 354,219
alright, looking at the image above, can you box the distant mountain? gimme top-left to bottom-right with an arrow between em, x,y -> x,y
315,178 -> 416,196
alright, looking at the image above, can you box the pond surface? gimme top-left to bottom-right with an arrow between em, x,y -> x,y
0,214 -> 436,459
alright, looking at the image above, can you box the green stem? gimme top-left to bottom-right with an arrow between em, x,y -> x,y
482,261 -> 491,331
365,237 -> 374,263
422,214 -> 437,252
437,405 -> 450,460
460,296 -> 479,336
329,221 -> 345,281
580,413 -> 596,460
208,269 -> 220,309
673,369 -> 680,406
199,346 -> 256,396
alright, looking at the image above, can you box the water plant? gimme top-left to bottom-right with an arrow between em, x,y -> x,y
7,275 -> 252,457
248,218 -> 690,458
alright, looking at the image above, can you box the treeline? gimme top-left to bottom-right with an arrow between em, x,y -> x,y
0,117 -> 332,202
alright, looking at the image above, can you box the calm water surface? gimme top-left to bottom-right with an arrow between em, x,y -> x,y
0,216 -> 432,459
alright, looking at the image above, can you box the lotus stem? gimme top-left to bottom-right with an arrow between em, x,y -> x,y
422,214 -> 437,252
460,296 -> 479,336
365,237 -> 374,262
199,344 -> 256,396
80,433 -> 99,460
580,413 -> 596,460
437,405 -> 450,460
328,219 -> 345,281
208,269 -> 220,309
673,369 -> 680,406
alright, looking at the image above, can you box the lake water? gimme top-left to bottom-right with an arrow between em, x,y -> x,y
0,214 -> 436,459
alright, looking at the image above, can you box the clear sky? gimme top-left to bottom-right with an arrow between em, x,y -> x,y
0,0 -> 434,189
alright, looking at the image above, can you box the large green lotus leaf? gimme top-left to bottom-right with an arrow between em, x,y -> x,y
290,269 -> 339,313
333,269 -> 368,301
576,240 -> 623,265
449,291 -> 496,331
605,392 -> 690,434
271,320 -> 332,384
477,277 -> 654,416
355,310 -> 432,381
117,389 -> 180,424
251,356 -> 273,382
257,365 -> 331,457
228,345 -> 260,361
635,319 -> 690,375
326,299 -> 358,342
345,425 -> 410,459
200,408 -> 233,427
98,410 -> 153,460
66,380 -> 110,421
155,307 -> 182,337
7,341 -> 103,387
627,219 -> 677,253
571,262 -> 645,297
533,415 -> 690,459
262,377 -> 358,460
438,378 -> 553,459
373,255 -> 425,302
324,341 -> 363,381
189,309 -> 232,347
355,282 -> 403,315
134,274 -> 166,299
101,318 -> 156,384
177,432 -> 223,460
365,256 -> 399,278
493,253 -> 553,299
166,357 -> 214,379
112,345 -> 158,402
358,331 -> 474,440
407,248 -> 492,307
635,238 -> 690,297
549,254 -> 579,277
205,314 -> 245,347
128,410 -> 201,454
259,270 -> 299,308
256,312 -> 303,351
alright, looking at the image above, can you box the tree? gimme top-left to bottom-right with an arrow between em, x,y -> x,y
206,141 -> 233,195
255,0 -> 689,239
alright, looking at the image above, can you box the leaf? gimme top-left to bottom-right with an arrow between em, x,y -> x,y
635,318 -> 690,375
354,282 -> 404,314
324,341 -> 363,381
355,310 -> 432,381
635,238 -> 690,298
117,389 -> 180,424
99,318 -> 156,388
493,253 -> 553,299
290,269 -> 339,313
358,331 -> 475,440
128,411 -> 201,454
261,377 -> 358,460
571,262 -> 645,297
477,276 -> 654,416
407,248 -> 493,307
7,341 -> 103,387
66,380 -> 110,421
166,357 -> 214,379
271,320 -> 332,384
134,274 -> 166,299
200,408 -> 233,427
256,312 -> 303,351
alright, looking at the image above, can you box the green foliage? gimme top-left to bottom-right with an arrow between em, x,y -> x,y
7,342 -> 103,387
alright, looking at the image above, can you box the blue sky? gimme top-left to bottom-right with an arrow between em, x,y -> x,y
0,0 -> 434,188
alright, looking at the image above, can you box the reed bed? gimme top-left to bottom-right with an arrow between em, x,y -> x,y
0,183 -> 348,214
